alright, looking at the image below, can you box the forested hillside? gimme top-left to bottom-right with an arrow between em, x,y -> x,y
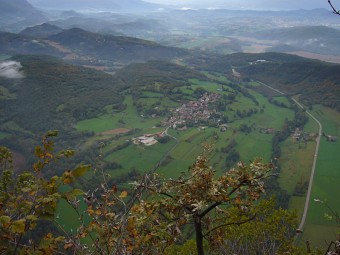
48,28 -> 188,64
195,52 -> 340,111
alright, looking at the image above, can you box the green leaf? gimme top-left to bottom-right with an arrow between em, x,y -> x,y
0,215 -> 11,227
26,215 -> 38,221
60,150 -> 75,158
72,165 -> 90,178
63,189 -> 84,200
46,130 -> 58,137
10,219 -> 26,234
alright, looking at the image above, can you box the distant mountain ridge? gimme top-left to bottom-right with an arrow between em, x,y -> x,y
20,23 -> 64,38
0,27 -> 188,67
48,27 -> 188,64
0,31 -> 63,57
254,26 -> 340,56
0,0 -> 38,15
0,0 -> 47,32
27,0 -> 162,12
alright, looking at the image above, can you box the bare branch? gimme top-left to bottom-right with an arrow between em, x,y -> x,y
198,179 -> 249,219
328,0 -> 340,15
203,214 -> 256,238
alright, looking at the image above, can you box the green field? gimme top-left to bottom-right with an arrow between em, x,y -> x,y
278,139 -> 316,219
72,75 -> 321,242
302,105 -> 340,247
77,95 -> 164,133
56,185 -> 89,233
76,76 -> 296,182
273,96 -> 292,106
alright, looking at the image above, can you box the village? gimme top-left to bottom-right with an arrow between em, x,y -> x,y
130,92 -> 338,148
162,92 -> 221,129
131,92 -> 223,146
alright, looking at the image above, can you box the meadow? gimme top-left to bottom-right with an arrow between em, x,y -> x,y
301,105 -> 340,247
75,75 -> 298,183
72,74 -> 335,246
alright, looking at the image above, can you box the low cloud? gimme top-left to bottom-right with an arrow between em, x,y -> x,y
0,61 -> 25,79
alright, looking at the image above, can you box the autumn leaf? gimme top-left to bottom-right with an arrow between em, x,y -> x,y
9,219 -> 26,234
119,191 -> 128,198
64,242 -> 74,250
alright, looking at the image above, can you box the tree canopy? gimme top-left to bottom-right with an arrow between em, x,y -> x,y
0,133 -> 321,254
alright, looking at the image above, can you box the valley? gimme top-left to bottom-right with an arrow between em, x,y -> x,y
0,0 -> 340,252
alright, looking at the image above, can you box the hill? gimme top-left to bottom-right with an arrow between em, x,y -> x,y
0,31 -> 63,57
254,26 -> 340,56
115,60 -> 206,89
49,16 -> 169,39
19,23 -> 64,38
0,0 -> 47,32
0,0 -> 40,16
0,55 -> 204,152
0,55 -> 124,135
48,28 -> 188,64
197,52 -> 340,111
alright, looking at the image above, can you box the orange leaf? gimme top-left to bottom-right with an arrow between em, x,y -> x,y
119,191 -> 128,198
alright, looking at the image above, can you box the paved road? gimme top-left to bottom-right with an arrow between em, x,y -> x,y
291,99 -> 323,232
255,80 -> 323,232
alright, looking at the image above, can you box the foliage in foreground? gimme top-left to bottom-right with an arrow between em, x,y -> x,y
0,133 -> 320,254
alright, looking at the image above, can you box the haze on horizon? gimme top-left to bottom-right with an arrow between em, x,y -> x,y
144,0 -> 329,10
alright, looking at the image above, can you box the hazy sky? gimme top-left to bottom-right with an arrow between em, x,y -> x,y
144,0 -> 329,10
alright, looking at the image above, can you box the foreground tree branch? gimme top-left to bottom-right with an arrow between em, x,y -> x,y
0,134 -> 312,255
328,0 -> 340,15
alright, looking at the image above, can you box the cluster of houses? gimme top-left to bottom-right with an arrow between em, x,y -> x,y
292,128 -> 338,143
292,128 -> 318,142
162,92 -> 221,129
132,132 -> 164,146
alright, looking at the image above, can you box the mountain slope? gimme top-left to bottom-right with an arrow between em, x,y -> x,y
193,52 -> 340,111
0,32 -> 63,57
48,28 -> 188,64
0,0 -> 38,15
254,26 -> 340,56
0,0 -> 47,32
19,23 -> 64,38
0,55 -> 125,135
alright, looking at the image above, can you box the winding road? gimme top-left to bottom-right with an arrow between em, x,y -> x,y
256,80 -> 323,232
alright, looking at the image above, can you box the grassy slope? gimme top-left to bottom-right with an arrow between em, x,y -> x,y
302,105 -> 340,247
77,74 -> 297,179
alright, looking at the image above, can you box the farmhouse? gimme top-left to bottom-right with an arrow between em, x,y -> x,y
133,134 -> 158,146
219,124 -> 230,132
132,132 -> 165,146
292,128 -> 302,141
326,135 -> 338,142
